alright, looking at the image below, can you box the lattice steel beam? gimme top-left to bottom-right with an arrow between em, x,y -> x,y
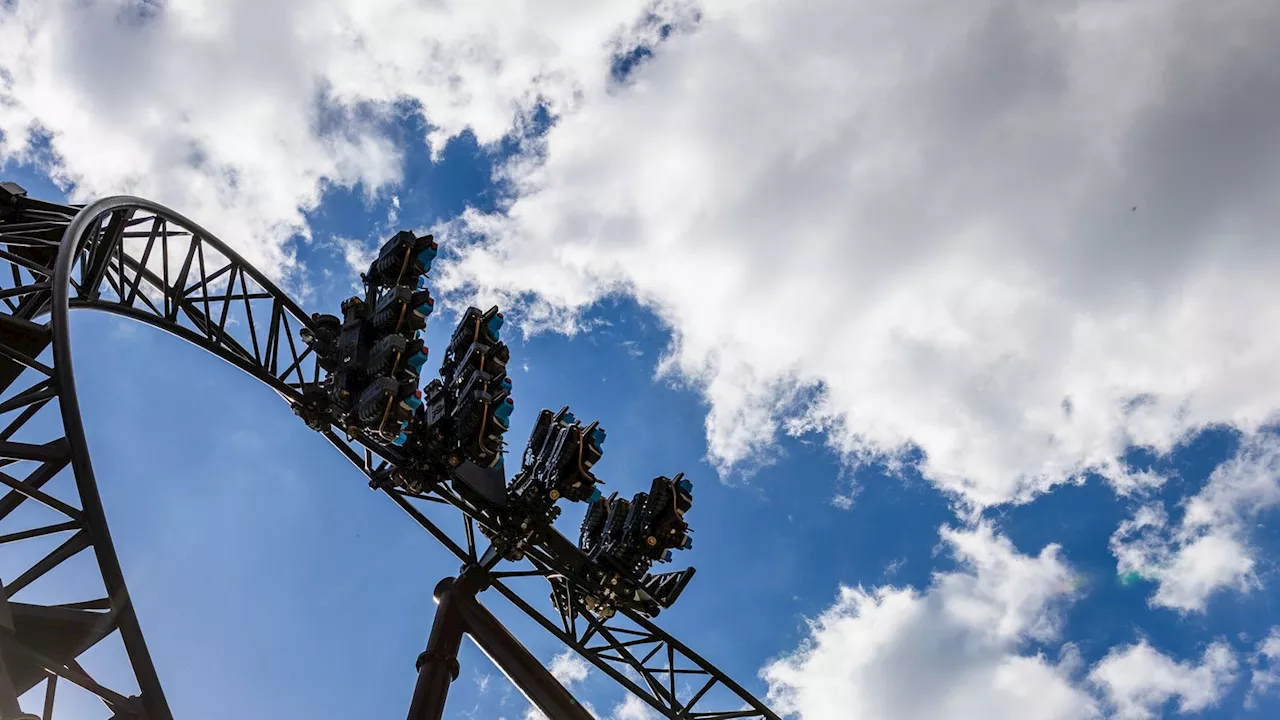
0,184 -> 778,720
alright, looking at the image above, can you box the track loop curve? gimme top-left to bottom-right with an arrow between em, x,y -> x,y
0,189 -> 778,720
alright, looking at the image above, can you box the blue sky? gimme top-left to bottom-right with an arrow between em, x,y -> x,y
5,2 -> 1280,719
9,123 -> 1280,719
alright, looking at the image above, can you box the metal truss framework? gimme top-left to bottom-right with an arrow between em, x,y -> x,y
0,187 -> 779,720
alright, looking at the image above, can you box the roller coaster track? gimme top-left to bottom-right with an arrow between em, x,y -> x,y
0,186 -> 779,720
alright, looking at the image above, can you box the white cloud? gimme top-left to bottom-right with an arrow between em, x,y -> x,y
1183,436 -> 1280,529
548,651 -> 592,686
433,0 -> 1280,507
1088,640 -> 1238,720
5,1 -> 1279,512
0,0 -> 680,278
1109,469 -> 1168,498
1111,433 -> 1280,611
762,523 -> 1096,720
334,236 -> 381,284
610,694 -> 658,720
763,522 -> 1251,719
475,672 -> 493,695
524,651 -> 596,720
525,688 -> 659,720
1248,627 -> 1280,703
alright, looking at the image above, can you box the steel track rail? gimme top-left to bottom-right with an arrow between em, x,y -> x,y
0,187 -> 778,720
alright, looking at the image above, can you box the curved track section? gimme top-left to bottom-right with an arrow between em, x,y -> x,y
0,188 -> 778,720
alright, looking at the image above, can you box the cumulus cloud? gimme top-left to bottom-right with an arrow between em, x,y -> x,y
527,652 -> 660,720
1248,627 -> 1280,703
762,523 -> 1096,719
8,0 -> 1280,510
548,651 -> 592,686
763,523 -> 1251,719
333,236 -> 381,284
1088,640 -> 1238,720
609,694 -> 659,720
524,651 -> 597,720
4,0 -> 1277,510
0,0 -> 680,277
1111,432 -> 1280,611
435,0 -> 1280,506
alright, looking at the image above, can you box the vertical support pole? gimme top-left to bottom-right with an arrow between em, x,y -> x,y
405,578 -> 468,720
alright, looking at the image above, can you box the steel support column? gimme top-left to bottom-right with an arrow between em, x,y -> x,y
405,578 -> 468,720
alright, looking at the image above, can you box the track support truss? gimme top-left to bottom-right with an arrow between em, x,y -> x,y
0,182 -> 778,719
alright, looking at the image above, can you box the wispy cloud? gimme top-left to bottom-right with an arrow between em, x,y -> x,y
1111,432 -> 1280,611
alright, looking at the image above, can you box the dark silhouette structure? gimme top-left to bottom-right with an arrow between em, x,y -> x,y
0,183 -> 778,720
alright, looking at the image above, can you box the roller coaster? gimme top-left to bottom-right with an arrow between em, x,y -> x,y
0,182 -> 779,720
